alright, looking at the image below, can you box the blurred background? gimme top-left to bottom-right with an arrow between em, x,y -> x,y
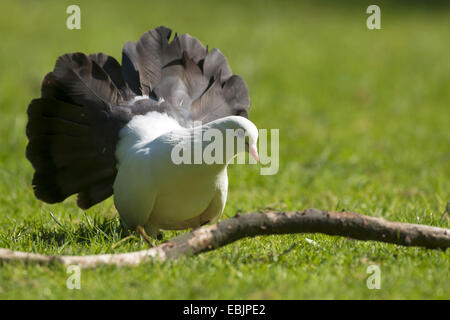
0,0 -> 448,299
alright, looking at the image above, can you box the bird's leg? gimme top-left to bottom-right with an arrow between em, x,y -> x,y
136,225 -> 154,247
144,223 -> 163,241
190,219 -> 211,233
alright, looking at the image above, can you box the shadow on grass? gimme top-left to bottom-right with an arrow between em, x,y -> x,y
29,218 -> 126,246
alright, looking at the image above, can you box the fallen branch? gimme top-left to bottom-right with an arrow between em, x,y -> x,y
0,209 -> 448,268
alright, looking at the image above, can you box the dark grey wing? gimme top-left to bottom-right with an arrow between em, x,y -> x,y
26,53 -> 159,209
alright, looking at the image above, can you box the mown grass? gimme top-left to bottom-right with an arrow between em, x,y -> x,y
0,0 -> 449,299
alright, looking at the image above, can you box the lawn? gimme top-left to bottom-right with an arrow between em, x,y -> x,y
0,0 -> 449,299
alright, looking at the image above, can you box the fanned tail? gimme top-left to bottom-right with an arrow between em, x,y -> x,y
122,26 -> 250,126
26,53 -> 151,209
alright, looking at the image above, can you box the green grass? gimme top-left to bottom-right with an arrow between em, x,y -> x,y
0,0 -> 449,299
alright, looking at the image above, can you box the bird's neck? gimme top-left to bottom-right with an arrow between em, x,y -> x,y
173,125 -> 243,166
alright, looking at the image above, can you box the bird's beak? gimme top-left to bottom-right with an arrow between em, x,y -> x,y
249,145 -> 259,162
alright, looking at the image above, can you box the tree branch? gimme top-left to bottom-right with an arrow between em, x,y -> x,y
0,209 -> 448,268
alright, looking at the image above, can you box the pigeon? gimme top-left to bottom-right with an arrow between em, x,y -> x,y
26,26 -> 258,238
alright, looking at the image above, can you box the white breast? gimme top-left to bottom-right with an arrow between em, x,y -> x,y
113,111 -> 228,232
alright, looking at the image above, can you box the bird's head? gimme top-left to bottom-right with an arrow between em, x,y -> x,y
206,116 -> 259,163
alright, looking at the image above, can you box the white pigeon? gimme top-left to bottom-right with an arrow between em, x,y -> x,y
26,26 -> 258,238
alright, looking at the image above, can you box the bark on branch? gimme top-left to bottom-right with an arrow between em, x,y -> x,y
0,209 -> 448,268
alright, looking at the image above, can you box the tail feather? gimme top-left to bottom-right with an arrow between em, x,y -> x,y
203,48 -> 232,83
41,73 -> 72,102
51,52 -> 123,108
89,53 -> 135,100
135,26 -> 173,95
122,41 -> 142,96
177,33 -> 208,64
